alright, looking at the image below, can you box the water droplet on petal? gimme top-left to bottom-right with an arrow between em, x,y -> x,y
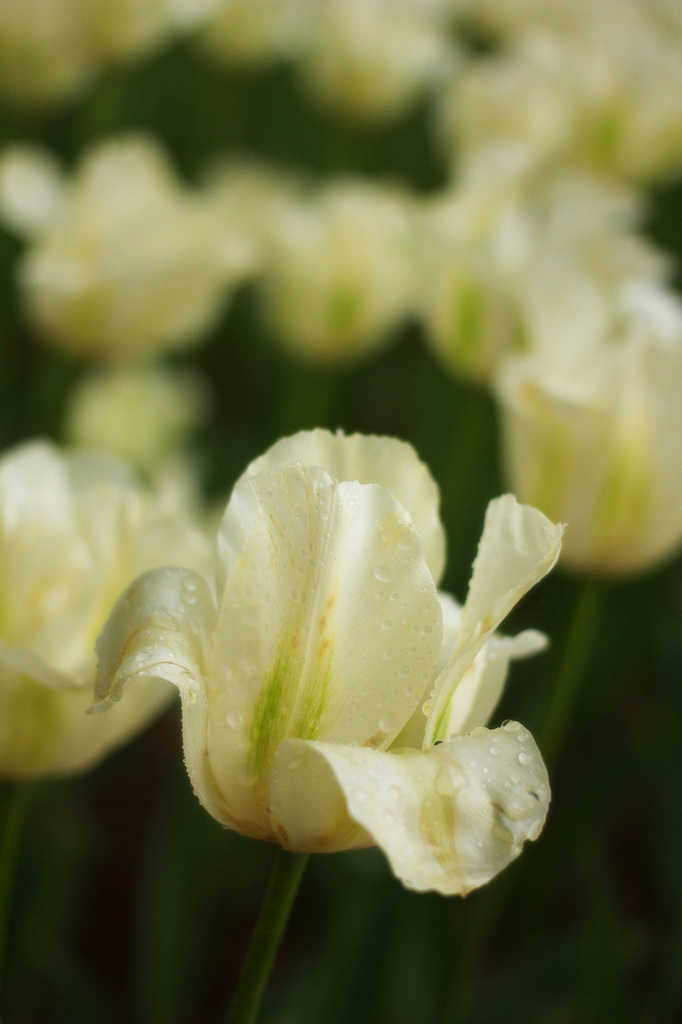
518,751 -> 533,766
226,708 -> 243,728
374,564 -> 394,583
379,712 -> 398,733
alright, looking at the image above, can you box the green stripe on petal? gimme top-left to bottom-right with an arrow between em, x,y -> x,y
208,462 -> 442,840
249,633 -> 333,778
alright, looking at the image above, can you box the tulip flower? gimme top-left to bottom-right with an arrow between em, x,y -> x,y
0,441 -> 210,778
260,181 -> 416,366
0,136 -> 231,362
495,327 -> 682,575
96,430 -> 562,895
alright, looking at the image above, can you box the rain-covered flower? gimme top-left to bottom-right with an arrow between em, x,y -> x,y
96,429 -> 562,895
495,316 -> 682,575
0,441 -> 210,778
260,180 -> 416,366
0,136 -> 232,362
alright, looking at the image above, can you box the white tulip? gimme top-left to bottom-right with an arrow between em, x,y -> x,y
261,181 -> 416,365
297,0 -> 455,122
96,429 -> 562,895
64,365 -> 210,474
0,441 -> 210,778
0,0 -> 214,107
197,0 -> 311,67
495,328 -> 682,575
1,136 -> 230,362
443,10 -> 682,183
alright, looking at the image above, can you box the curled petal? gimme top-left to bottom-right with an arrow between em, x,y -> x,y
0,642 -> 171,779
425,496 -> 562,745
271,722 -> 550,894
94,566 -> 234,827
232,428 -> 446,584
442,629 -> 548,739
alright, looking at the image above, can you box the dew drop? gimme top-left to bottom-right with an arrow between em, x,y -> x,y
239,764 -> 257,787
226,707 -> 243,728
287,757 -> 303,771
516,729 -> 530,744
379,712 -> 398,733
503,720 -> 520,733
489,745 -> 502,757
374,564 -> 394,582
518,751 -> 533,766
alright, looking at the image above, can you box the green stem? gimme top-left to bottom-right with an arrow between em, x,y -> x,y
540,580 -> 605,765
0,783 -> 33,991
227,849 -> 309,1024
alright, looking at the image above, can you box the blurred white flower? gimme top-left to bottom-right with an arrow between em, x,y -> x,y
202,156 -> 303,282
297,0 -> 456,122
416,147 -> 666,382
0,136 -> 231,362
64,365 -> 210,474
0,0 -> 215,107
197,0 -> 311,67
0,0 -> 95,107
442,8 -> 682,183
0,441 -> 211,778
260,179 -> 416,365
495,318 -> 682,575
96,428 -> 562,895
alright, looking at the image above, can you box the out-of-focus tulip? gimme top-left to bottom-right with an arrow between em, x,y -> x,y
96,429 -> 562,895
0,441 -> 210,778
495,327 -> 682,576
442,8 -> 682,184
64,365 -> 210,474
0,136 -> 232,362
0,0 -> 214,107
197,0 -> 311,67
297,0 -> 455,122
261,180 -> 416,365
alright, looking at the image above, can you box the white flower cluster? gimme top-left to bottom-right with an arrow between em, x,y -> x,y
0,0 -> 680,584
0,0 -> 214,107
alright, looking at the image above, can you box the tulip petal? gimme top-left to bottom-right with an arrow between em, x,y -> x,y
208,463 -> 442,838
0,650 -> 171,779
441,629 -> 547,738
233,428 -> 446,584
271,722 -> 550,894
94,566 -> 234,827
424,496 -> 562,746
